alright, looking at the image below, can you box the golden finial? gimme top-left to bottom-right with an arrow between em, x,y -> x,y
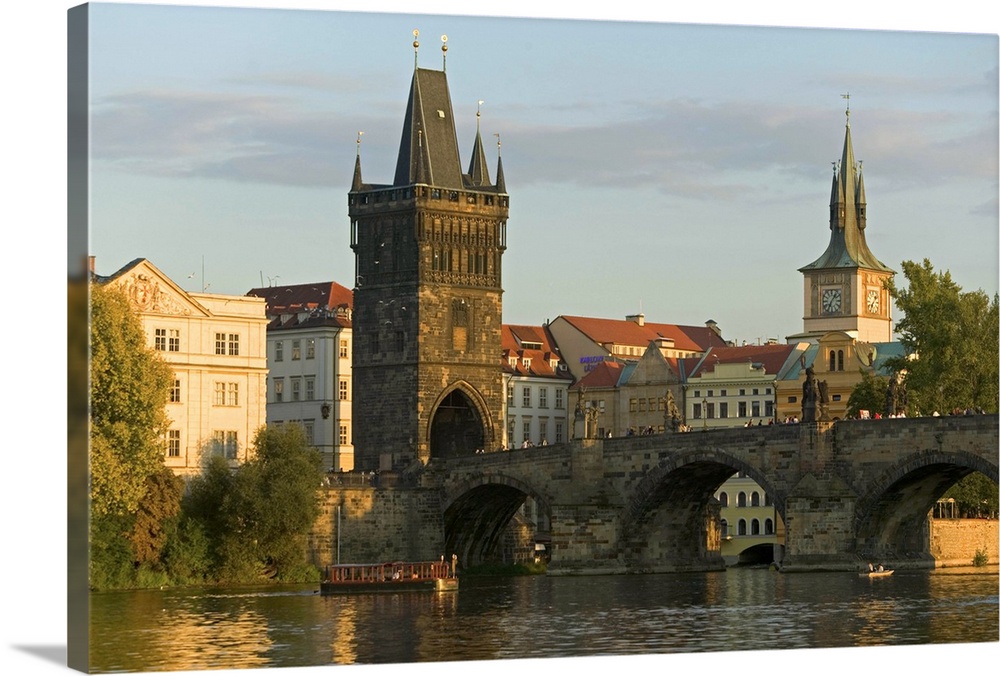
494,132 -> 501,156
356,131 -> 364,157
413,29 -> 419,68
441,35 -> 448,71
477,100 -> 484,129
842,92 -> 851,125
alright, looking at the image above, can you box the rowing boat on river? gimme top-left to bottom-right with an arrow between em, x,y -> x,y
320,560 -> 459,594
859,569 -> 894,578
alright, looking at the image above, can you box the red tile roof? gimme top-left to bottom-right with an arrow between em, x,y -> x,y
570,359 -> 624,390
558,315 -> 722,353
501,324 -> 571,379
246,281 -> 353,316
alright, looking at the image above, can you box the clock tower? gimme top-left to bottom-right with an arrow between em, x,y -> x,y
796,105 -> 894,343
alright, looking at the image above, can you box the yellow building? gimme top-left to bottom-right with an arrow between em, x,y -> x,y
97,258 -> 269,476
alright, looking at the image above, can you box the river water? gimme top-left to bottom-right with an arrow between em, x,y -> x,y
88,566 -> 998,674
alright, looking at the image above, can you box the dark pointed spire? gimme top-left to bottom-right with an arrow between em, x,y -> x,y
494,132 -> 506,194
352,131 -> 364,191
801,103 -> 892,274
467,101 -> 491,187
393,67 -> 464,189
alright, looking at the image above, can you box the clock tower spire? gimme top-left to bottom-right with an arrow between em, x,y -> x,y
795,101 -> 894,343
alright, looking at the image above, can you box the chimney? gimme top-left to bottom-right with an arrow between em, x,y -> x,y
626,313 -> 645,326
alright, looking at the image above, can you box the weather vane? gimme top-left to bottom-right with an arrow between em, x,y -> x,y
413,29 -> 419,68
356,130 -> 364,156
441,35 -> 448,71
842,92 -> 851,123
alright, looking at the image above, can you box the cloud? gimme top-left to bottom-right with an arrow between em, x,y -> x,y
91,81 -> 996,204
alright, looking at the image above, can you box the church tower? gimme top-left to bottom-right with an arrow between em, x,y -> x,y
796,103 -> 894,343
349,34 -> 508,471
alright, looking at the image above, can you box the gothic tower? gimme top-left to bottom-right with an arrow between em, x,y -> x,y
797,104 -> 894,343
349,37 -> 508,471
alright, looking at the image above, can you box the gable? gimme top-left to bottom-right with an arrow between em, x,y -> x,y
103,259 -> 211,318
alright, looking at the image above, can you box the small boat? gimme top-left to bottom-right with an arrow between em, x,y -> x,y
860,568 -> 894,578
320,560 -> 458,594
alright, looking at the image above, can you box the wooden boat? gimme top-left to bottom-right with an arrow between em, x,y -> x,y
320,560 -> 458,594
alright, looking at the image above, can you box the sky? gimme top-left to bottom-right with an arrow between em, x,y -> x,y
81,0 -> 999,347
3,3 -> 999,676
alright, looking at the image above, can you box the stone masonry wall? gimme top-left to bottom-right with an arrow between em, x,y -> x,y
307,486 -> 446,571
928,518 -> 998,567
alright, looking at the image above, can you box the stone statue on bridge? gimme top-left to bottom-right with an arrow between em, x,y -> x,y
664,390 -> 682,432
885,371 -> 908,417
802,366 -> 818,422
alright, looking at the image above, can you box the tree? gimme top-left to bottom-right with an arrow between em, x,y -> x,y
845,369 -> 888,419
90,282 -> 174,517
885,259 -> 999,415
943,473 -> 999,519
181,424 -> 324,583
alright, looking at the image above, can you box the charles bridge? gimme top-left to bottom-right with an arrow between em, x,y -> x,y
309,415 -> 999,574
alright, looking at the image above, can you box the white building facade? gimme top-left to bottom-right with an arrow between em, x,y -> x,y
246,282 -> 354,472
99,258 -> 269,477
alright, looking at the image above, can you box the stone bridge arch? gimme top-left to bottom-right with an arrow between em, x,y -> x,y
441,472 -> 551,567
426,380 -> 495,460
619,447 -> 785,573
853,448 -> 999,563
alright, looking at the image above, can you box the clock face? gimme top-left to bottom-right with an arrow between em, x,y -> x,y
867,289 -> 880,314
822,288 -> 842,314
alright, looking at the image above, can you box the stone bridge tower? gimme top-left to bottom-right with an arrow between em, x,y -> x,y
349,36 -> 509,471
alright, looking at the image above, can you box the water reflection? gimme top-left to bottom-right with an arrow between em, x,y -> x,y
88,567 -> 999,673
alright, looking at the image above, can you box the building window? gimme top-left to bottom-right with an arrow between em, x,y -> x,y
765,401 -> 775,417
507,418 -> 516,446
751,491 -> 760,507
170,379 -> 181,403
555,389 -> 564,409
305,377 -> 315,401
216,333 -> 239,355
339,339 -> 349,358
721,519 -> 728,538
738,519 -> 747,536
629,398 -> 638,413
213,430 -> 238,459
306,338 -> 316,359
719,491 -> 729,507
539,387 -> 548,409
555,421 -> 564,443
302,420 -> 315,445
168,329 -> 179,352
155,328 -> 167,351
751,519 -> 761,536
167,430 -> 180,457
648,397 -> 656,411
339,425 -> 349,445
522,420 -> 531,443
638,399 -> 646,413
788,396 -> 798,404
719,402 -> 729,419
738,492 -> 747,507
752,401 -> 761,417
693,403 -> 702,419
765,518 -> 774,535
522,386 -> 531,408
706,403 -> 715,419
738,401 -> 747,417
339,378 -> 349,401
214,382 -> 226,406
292,339 -> 301,360
720,389 -> 727,397
507,383 -> 514,406
292,377 -> 301,401
274,378 -> 284,402
539,419 -> 548,445
275,341 -> 284,362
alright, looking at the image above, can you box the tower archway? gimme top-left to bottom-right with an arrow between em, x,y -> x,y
428,383 -> 492,459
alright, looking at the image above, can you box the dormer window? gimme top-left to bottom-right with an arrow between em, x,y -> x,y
522,358 -> 531,368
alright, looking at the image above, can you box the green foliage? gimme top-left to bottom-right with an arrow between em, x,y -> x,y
179,425 -> 324,584
846,369 -> 889,419
886,259 -> 999,415
129,468 -> 184,567
89,282 -> 174,518
943,472 -> 999,519
973,549 -> 989,567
